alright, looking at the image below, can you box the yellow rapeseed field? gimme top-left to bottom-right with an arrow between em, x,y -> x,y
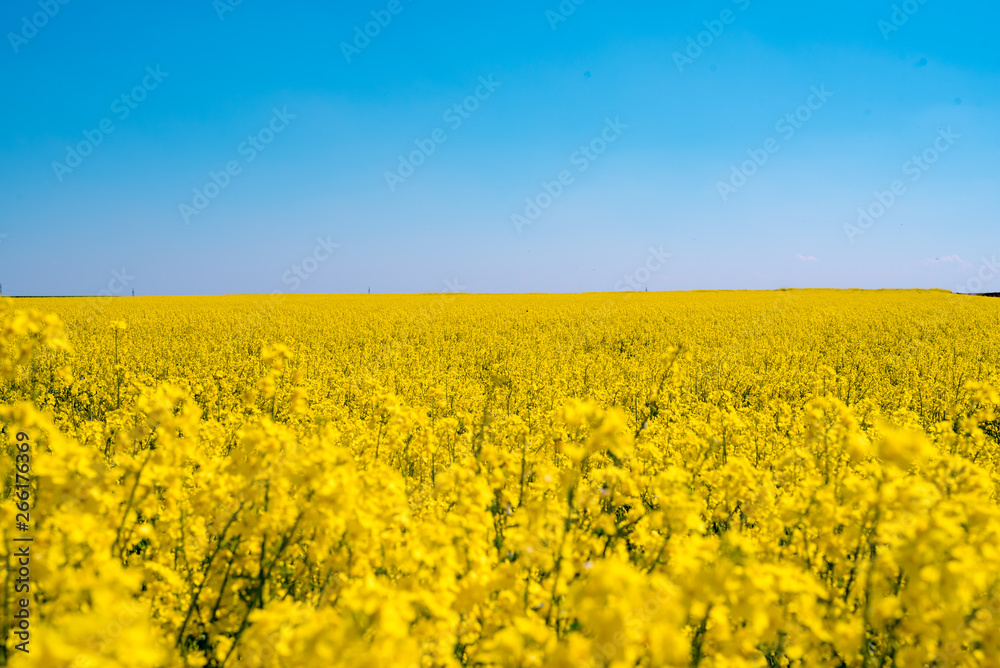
1,289 -> 999,667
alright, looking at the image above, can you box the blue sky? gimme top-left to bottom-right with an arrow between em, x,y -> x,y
0,0 -> 997,296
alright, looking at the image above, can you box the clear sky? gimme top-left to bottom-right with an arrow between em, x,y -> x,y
0,0 -> 997,296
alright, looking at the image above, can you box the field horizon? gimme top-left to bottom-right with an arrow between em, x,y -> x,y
6,287 -> 1000,299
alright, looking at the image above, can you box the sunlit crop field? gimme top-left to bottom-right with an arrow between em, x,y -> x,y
2,290 -> 999,667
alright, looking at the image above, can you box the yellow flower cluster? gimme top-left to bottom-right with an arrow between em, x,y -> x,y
1,289 -> 999,667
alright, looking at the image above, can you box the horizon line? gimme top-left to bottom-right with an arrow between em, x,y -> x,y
3,289 -> 998,299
